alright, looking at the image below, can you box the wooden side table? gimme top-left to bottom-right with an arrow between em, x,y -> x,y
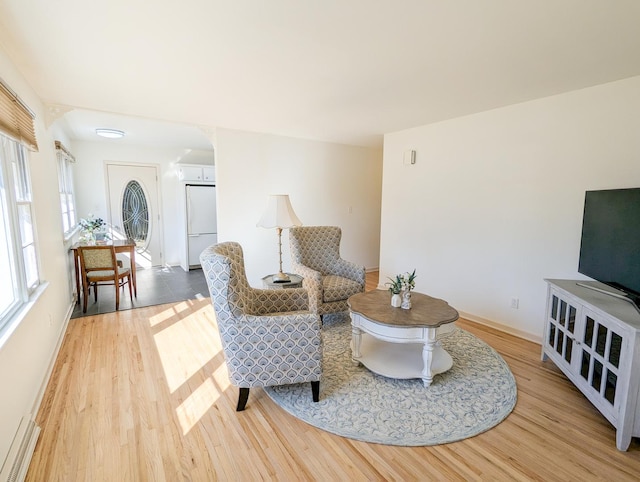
262,273 -> 303,289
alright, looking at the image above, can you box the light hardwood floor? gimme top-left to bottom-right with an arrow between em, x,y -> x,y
27,272 -> 640,481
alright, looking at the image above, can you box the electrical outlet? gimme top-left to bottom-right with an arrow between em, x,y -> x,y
510,298 -> 519,309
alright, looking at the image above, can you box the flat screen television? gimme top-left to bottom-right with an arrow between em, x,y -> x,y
578,187 -> 640,310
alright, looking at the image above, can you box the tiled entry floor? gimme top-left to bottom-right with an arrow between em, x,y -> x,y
71,265 -> 210,318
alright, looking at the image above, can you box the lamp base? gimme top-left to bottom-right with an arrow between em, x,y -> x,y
272,272 -> 291,283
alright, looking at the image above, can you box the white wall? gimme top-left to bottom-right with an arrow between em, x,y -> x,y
215,128 -> 382,286
178,149 -> 215,165
0,50 -> 74,465
381,76 -> 640,341
71,141 -> 213,267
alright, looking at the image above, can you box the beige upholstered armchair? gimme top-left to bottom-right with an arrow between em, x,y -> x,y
200,242 -> 322,411
289,226 -> 366,317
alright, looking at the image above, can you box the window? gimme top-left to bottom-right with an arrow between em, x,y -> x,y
0,135 -> 40,324
0,78 -> 39,330
122,180 -> 149,247
55,141 -> 76,235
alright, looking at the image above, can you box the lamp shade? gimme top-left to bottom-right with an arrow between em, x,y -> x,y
256,194 -> 302,228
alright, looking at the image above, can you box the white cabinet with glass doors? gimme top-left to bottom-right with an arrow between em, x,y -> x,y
542,279 -> 640,451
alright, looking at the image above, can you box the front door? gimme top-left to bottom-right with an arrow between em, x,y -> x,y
106,163 -> 163,268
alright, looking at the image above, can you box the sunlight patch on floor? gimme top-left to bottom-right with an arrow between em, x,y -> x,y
173,300 -> 194,311
149,306 -> 177,327
153,309 -> 222,393
176,378 -> 220,435
135,250 -> 152,269
148,302 -> 195,327
211,360 -> 231,391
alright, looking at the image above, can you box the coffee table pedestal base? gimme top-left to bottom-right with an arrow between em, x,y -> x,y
350,312 -> 455,387
351,333 -> 453,386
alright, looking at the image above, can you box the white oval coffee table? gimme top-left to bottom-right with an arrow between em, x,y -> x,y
348,290 -> 459,387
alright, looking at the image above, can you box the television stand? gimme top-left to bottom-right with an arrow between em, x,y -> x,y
576,282 -> 640,315
542,279 -> 640,451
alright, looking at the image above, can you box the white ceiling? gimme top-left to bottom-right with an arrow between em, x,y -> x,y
57,109 -> 214,151
1,0 -> 640,148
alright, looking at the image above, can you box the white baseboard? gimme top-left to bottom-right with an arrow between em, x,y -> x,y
459,311 -> 542,345
0,415 -> 40,482
4,300 -> 75,481
31,299 -> 74,420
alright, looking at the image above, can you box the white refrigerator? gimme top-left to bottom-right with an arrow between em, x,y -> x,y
186,184 -> 217,269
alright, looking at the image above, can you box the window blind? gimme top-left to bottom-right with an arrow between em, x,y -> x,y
54,140 -> 75,162
0,78 -> 38,151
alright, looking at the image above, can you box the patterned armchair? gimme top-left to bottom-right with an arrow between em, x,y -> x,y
289,226 -> 366,317
200,242 -> 322,411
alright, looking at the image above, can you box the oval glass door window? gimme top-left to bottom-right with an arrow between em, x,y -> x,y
122,180 -> 149,250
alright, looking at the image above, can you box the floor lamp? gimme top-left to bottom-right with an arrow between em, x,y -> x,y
257,194 -> 302,282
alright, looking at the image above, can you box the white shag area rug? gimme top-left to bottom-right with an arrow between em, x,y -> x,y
265,314 -> 517,446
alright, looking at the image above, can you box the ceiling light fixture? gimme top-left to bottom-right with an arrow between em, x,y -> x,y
95,128 -> 125,139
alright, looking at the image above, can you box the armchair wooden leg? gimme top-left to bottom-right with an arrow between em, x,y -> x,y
311,381 -> 320,402
237,387 -> 250,411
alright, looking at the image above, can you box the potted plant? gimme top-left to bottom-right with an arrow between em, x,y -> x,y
79,215 -> 108,243
386,274 -> 403,307
401,269 -> 417,309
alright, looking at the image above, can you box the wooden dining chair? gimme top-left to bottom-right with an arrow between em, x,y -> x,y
77,245 -> 133,313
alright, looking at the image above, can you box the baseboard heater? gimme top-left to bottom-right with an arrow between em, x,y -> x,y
0,416 -> 40,482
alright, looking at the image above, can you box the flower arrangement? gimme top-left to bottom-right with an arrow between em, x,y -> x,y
401,269 -> 417,292
386,269 -> 416,294
79,215 -> 106,234
386,270 -> 417,308
385,274 -> 404,295
79,215 -> 110,243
